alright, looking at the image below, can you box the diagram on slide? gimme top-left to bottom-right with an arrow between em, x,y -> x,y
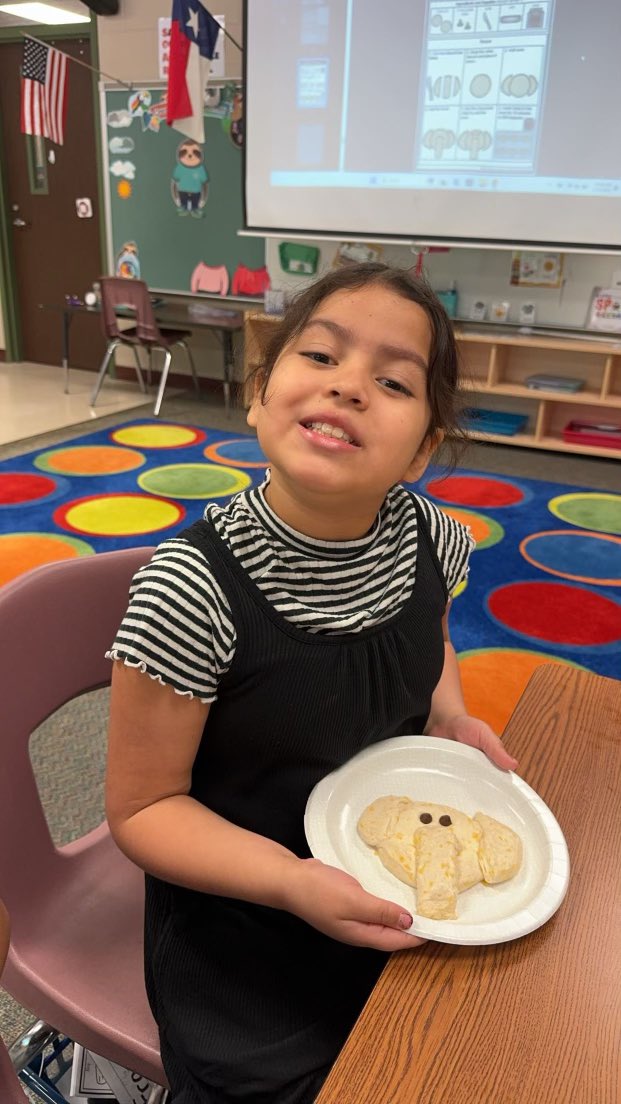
417,0 -> 555,168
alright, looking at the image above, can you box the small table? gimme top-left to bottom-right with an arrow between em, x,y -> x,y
316,664 -> 621,1104
42,299 -> 245,415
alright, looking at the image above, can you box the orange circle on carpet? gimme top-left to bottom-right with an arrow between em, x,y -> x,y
54,493 -> 185,536
458,648 -> 584,735
0,533 -> 93,586
110,424 -> 206,448
441,506 -> 504,549
34,445 -> 145,476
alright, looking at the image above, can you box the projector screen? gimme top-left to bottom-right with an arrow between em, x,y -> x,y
244,0 -> 621,250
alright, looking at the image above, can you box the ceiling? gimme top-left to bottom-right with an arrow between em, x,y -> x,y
0,1 -> 91,28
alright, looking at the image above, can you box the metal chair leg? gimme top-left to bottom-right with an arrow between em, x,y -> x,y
153,348 -> 172,416
90,339 -> 121,406
178,340 -> 200,394
131,346 -> 148,394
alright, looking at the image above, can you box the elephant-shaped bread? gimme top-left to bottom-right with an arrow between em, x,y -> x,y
358,796 -> 522,920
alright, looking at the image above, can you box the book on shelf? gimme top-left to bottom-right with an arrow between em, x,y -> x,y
525,374 -> 584,392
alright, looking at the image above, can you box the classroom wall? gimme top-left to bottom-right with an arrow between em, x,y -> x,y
97,0 -> 247,381
266,239 -> 621,332
97,0 -> 242,84
4,4 -> 616,361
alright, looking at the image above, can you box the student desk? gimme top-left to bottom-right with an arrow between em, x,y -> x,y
316,664 -> 621,1104
42,299 -> 245,415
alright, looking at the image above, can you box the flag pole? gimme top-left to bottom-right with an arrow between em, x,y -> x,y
218,25 -> 242,53
21,32 -> 135,91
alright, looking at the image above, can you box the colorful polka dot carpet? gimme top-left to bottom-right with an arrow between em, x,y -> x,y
1,419 -> 619,733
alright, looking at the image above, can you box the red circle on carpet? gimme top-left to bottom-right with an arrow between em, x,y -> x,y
426,474 -> 524,507
0,472 -> 57,505
488,581 -> 621,646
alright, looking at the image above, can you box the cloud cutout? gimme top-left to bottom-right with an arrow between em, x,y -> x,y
109,160 -> 136,180
109,135 -> 135,155
107,110 -> 133,128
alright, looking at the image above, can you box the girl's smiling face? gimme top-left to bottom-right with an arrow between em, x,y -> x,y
247,285 -> 440,538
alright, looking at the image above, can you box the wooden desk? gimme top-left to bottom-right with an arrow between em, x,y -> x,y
316,665 -> 621,1104
42,300 -> 244,415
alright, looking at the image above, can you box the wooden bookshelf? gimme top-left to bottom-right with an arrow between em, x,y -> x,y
243,312 -> 621,459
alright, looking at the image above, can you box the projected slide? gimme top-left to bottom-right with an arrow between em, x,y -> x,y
418,1 -> 554,173
245,0 -> 621,247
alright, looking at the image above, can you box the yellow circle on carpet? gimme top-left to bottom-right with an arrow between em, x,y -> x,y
458,648 -> 585,735
34,445 -> 145,476
111,425 -> 200,448
0,533 -> 93,586
61,494 -> 183,536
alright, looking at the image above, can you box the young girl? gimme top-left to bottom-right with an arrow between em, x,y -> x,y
105,263 -> 517,1104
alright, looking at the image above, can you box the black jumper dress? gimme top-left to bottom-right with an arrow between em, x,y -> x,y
144,500 -> 448,1104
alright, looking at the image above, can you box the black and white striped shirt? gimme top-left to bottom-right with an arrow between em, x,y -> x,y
108,475 -> 474,703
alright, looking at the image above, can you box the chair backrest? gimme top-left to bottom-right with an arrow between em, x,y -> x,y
0,900 -> 28,1101
99,277 -> 161,343
0,548 -> 155,925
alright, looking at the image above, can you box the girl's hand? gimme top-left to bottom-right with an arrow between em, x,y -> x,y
427,713 -> 518,771
285,858 -> 426,952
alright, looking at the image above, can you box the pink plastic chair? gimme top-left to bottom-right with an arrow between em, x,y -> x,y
0,900 -> 28,1102
91,277 -> 199,416
0,549 -> 167,1093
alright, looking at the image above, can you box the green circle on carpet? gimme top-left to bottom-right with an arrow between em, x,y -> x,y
137,463 -> 251,499
548,492 -> 621,535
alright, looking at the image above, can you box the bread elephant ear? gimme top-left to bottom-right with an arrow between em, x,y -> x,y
357,795 -> 414,846
376,840 -> 417,887
474,812 -> 523,884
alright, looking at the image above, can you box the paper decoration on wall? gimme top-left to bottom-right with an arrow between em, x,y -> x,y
109,136 -> 135,155
333,241 -> 383,267
191,262 -> 229,295
110,160 -> 136,180
115,241 -> 141,279
231,264 -> 270,296
110,158 -> 135,200
107,109 -> 133,128
171,139 -> 209,217
229,90 -> 243,148
207,83 -> 243,146
126,88 -> 162,134
586,287 -> 621,333
510,251 -> 564,287
279,241 -> 319,275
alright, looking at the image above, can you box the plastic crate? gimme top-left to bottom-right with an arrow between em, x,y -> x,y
562,420 -> 621,449
462,408 -> 528,436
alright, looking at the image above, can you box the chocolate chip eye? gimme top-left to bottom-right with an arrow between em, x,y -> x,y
419,813 -> 433,824
439,815 -> 452,827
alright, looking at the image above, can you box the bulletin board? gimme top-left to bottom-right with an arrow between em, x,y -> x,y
100,83 -> 265,299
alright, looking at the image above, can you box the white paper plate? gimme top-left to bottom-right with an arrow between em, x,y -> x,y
304,736 -> 570,945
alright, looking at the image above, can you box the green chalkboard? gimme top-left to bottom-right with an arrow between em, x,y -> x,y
102,84 -> 265,298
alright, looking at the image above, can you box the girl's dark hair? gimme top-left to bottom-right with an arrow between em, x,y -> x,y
247,262 -> 469,468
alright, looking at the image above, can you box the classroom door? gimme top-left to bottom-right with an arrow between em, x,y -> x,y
0,39 -> 105,369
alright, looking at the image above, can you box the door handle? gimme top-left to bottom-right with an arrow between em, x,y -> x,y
12,217 -> 28,228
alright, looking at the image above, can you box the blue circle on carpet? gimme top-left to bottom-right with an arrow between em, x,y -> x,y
520,531 -> 621,586
204,438 -> 267,468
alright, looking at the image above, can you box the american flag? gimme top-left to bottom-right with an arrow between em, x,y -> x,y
21,38 -> 68,146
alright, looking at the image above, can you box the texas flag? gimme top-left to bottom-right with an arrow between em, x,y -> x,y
166,0 -> 221,144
